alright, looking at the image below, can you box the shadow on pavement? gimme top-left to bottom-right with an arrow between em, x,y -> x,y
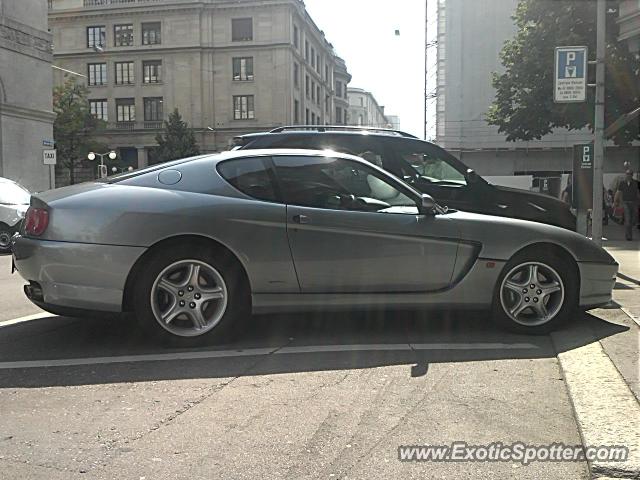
0,309 -> 629,388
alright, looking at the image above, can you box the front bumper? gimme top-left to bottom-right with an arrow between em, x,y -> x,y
12,235 -> 145,313
578,261 -> 618,309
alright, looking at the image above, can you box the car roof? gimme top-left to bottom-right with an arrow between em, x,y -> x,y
211,148 -> 372,165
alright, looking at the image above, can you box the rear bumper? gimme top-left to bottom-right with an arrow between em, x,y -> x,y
12,235 -> 145,313
578,261 -> 618,309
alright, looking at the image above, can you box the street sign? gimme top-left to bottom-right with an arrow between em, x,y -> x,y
43,149 -> 57,165
572,144 -> 594,210
554,46 -> 588,103
42,139 -> 54,147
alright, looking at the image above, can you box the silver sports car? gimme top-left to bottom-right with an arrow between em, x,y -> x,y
12,149 -> 617,343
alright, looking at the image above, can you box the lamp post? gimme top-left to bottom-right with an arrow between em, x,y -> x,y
88,150 -> 117,178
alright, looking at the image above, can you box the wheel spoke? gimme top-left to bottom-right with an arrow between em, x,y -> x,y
158,278 -> 179,296
189,264 -> 201,287
200,286 -> 225,303
527,264 -> 539,285
161,300 -> 181,325
504,280 -> 525,295
189,308 -> 207,330
510,299 -> 528,318
540,281 -> 562,298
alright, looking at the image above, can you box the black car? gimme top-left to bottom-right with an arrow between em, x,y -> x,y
234,126 -> 577,231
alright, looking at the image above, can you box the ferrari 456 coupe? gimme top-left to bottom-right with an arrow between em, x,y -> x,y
12,150 -> 617,344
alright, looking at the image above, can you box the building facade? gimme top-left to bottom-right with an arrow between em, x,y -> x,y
0,0 -> 55,191
435,0 -> 639,194
619,0 -> 640,53
48,0 -> 350,176
346,87 -> 388,128
333,56 -> 350,125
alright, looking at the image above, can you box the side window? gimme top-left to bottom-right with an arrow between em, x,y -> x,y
217,157 -> 278,202
272,156 -> 415,212
397,147 -> 467,185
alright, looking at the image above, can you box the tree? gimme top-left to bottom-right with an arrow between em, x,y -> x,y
53,78 -> 106,184
486,0 -> 640,146
155,109 -> 200,162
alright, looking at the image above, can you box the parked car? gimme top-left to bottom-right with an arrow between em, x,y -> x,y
233,126 -> 577,231
12,149 -> 616,344
0,177 -> 30,253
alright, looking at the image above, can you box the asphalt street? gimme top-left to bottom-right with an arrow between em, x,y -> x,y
0,253 -> 637,479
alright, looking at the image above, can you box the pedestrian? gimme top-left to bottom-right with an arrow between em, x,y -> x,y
561,176 -> 572,205
614,168 -> 640,241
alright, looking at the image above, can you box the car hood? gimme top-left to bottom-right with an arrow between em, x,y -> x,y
492,184 -> 567,210
447,210 -> 614,264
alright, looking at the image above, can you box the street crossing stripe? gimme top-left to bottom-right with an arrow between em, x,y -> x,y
0,342 -> 539,370
0,312 -> 53,328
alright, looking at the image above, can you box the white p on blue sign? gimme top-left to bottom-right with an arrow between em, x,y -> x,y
554,46 -> 588,103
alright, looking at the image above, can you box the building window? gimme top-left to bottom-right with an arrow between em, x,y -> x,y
114,24 -> 133,46
316,54 -> 320,73
293,63 -> 299,88
311,112 -> 315,125
360,97 -> 364,106
233,95 -> 255,120
336,106 -> 342,125
294,99 -> 300,124
335,81 -> 342,98
143,60 -> 162,83
144,97 -> 163,121
87,26 -> 105,49
293,25 -> 299,48
142,22 -> 161,45
311,81 -> 315,101
316,86 -> 320,105
325,65 -> 329,82
115,61 -> 135,85
232,18 -> 253,41
305,40 -> 309,61
116,98 -> 135,122
89,99 -> 108,121
344,110 -> 347,124
311,47 -> 315,68
232,57 -> 254,81
305,75 -> 310,98
87,63 -> 107,86
305,108 -> 309,124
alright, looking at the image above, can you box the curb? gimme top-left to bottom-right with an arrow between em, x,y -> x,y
552,327 -> 640,479
617,272 -> 640,287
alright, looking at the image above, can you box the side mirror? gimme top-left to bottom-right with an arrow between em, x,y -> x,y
419,194 -> 436,214
466,169 -> 479,183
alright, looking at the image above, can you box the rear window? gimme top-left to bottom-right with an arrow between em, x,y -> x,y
217,157 -> 278,203
0,181 -> 30,205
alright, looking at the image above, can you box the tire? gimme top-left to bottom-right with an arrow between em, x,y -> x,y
0,223 -> 13,253
132,242 -> 250,346
492,248 -> 578,334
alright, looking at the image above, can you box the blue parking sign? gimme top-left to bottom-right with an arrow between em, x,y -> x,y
554,46 -> 588,103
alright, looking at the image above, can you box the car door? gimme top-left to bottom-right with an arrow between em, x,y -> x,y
271,154 -> 461,293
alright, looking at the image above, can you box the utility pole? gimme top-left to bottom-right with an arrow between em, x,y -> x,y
591,0 -> 606,246
424,0 -> 428,141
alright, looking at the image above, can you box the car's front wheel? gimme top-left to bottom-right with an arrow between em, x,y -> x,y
133,244 -> 249,345
492,249 -> 578,334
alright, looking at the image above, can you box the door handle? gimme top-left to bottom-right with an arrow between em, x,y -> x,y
292,214 -> 310,224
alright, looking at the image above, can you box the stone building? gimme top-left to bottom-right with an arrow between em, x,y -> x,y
48,0 -> 350,174
346,87 -> 388,128
0,0 -> 55,191
619,0 -> 640,53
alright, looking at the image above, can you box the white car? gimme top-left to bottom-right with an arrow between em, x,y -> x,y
0,177 -> 30,252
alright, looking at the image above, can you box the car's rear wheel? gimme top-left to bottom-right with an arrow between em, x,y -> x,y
132,244 -> 249,345
0,223 -> 13,253
492,249 -> 578,334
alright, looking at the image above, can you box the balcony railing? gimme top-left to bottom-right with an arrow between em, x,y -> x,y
83,0 -> 163,6
101,121 -> 163,131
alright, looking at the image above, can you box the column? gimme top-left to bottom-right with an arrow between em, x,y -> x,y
136,146 -> 148,169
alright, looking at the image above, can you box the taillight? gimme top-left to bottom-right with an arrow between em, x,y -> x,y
24,207 -> 49,236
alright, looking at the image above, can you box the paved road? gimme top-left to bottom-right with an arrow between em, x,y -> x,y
0,254 -> 635,479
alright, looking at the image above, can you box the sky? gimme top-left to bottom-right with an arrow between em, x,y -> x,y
304,0 -> 437,139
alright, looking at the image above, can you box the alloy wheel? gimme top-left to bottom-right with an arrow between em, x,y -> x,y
499,261 -> 565,327
150,259 -> 228,337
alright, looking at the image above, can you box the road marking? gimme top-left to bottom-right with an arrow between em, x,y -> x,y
0,342 -> 540,370
0,312 -> 53,328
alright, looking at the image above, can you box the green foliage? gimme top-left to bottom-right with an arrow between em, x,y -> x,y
486,0 -> 640,146
154,109 -> 200,162
53,78 -> 106,184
